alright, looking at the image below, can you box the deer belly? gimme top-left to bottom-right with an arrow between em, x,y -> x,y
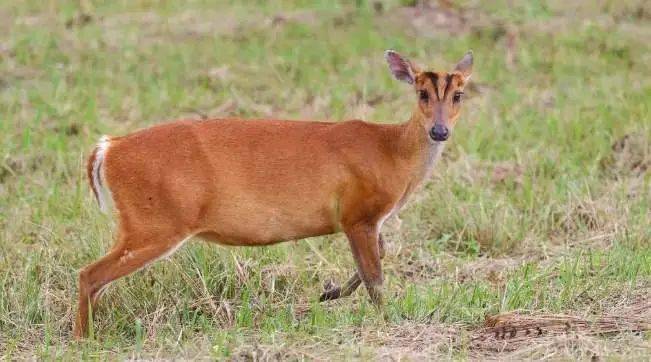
199,199 -> 337,246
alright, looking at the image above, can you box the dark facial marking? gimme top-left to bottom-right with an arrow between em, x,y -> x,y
422,72 -> 459,101
423,72 -> 439,100
444,73 -> 454,100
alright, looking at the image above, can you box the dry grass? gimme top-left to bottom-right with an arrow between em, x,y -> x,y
474,302 -> 650,353
342,289 -> 651,360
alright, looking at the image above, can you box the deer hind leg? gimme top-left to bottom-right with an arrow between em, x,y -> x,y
320,231 -> 385,303
74,229 -> 189,339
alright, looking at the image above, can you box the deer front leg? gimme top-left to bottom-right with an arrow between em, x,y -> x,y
320,234 -> 386,302
345,223 -> 384,305
319,273 -> 361,301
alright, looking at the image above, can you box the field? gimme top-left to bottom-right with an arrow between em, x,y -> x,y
1,0 -> 650,359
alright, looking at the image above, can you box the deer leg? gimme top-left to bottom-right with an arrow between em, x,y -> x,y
320,233 -> 387,302
379,233 -> 386,259
328,223 -> 383,305
347,223 -> 383,305
74,232 -> 187,339
320,273 -> 361,301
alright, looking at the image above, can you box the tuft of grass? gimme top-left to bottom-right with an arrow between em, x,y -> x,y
1,0 -> 649,359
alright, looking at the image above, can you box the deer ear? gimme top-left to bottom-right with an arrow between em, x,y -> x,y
454,50 -> 473,81
385,50 -> 418,84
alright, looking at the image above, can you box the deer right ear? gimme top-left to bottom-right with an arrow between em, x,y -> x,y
385,50 -> 418,85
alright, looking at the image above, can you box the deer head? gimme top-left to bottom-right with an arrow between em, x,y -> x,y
385,50 -> 473,142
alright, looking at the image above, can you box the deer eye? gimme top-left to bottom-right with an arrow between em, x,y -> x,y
453,91 -> 463,103
419,90 -> 429,102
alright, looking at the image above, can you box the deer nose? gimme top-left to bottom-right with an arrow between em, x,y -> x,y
430,124 -> 449,141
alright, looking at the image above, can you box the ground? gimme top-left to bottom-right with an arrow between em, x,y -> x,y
0,0 -> 649,360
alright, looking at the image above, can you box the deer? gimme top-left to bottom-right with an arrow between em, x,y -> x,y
74,50 -> 473,338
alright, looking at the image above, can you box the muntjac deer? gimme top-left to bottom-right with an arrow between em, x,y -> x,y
75,50 -> 473,338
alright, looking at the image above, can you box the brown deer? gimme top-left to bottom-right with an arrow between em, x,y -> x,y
75,50 -> 473,338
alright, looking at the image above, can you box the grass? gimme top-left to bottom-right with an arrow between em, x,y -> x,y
1,0 -> 649,359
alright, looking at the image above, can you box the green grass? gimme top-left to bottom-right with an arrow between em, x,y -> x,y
1,0 -> 649,359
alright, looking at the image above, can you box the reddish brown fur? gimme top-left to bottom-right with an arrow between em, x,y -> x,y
74,51 -> 473,338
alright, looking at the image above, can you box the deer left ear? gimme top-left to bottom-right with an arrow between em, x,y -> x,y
454,50 -> 473,81
385,50 -> 419,85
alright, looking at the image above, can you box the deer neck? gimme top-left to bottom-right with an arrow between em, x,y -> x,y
395,108 -> 445,184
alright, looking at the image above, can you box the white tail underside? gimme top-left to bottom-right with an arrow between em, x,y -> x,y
93,135 -> 113,213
